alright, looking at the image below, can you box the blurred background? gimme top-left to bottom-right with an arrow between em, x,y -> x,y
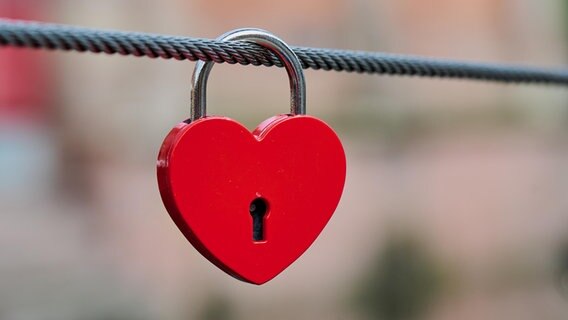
1,0 -> 568,319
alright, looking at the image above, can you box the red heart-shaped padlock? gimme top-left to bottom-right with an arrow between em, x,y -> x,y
157,114 -> 345,284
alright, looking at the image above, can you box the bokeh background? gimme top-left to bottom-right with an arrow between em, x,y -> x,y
1,1 -> 568,319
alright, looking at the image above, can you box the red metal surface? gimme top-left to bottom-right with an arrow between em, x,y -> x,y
157,115 -> 346,284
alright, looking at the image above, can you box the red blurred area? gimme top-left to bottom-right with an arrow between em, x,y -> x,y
0,0 -> 51,121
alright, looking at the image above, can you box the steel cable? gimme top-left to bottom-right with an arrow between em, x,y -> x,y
1,19 -> 568,86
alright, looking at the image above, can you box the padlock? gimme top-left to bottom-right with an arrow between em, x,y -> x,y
157,28 -> 346,285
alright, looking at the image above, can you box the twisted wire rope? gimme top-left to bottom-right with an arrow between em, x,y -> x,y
1,19 -> 568,86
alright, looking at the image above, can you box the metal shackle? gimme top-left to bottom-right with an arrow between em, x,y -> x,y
190,28 -> 306,121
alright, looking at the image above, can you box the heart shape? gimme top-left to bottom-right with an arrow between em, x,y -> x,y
157,115 -> 346,284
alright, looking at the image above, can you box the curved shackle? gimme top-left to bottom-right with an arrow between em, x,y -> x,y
190,28 -> 306,121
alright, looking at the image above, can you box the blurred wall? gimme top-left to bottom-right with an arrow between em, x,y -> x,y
1,1 -> 568,319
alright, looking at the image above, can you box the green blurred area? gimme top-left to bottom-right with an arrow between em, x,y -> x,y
355,233 -> 446,320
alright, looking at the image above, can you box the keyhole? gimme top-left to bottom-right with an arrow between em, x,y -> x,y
249,197 -> 268,241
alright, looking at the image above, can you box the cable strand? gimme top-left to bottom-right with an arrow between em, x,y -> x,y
1,19 -> 567,86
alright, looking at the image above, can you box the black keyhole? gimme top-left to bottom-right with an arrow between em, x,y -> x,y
249,197 -> 268,241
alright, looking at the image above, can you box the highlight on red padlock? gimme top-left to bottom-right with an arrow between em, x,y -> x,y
157,28 -> 346,285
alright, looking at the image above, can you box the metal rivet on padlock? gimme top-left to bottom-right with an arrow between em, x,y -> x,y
157,28 -> 346,285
